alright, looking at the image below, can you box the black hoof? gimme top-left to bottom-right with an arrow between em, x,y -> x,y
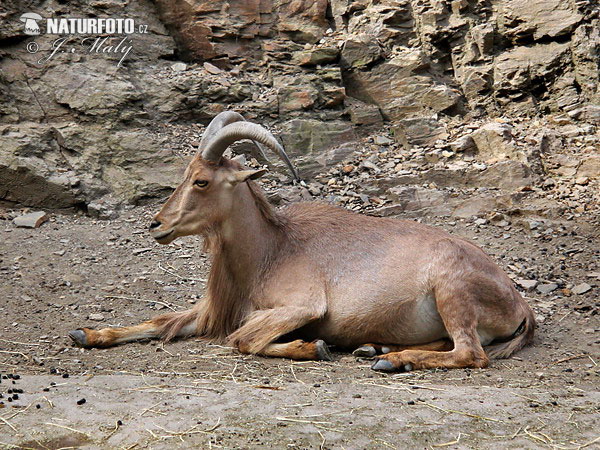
68,329 -> 88,348
353,345 -> 377,358
315,340 -> 333,361
371,358 -> 396,372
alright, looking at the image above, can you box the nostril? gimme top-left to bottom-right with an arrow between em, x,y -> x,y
149,220 -> 161,230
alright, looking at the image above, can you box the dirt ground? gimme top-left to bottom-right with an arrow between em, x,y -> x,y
0,203 -> 598,449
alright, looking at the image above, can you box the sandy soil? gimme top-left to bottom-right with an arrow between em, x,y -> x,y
0,204 -> 598,449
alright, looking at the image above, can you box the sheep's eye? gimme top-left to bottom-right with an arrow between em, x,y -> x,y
193,180 -> 208,188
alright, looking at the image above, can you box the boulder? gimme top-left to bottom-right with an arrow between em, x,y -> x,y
278,85 -> 319,113
392,117 -> 448,147
13,211 -> 49,228
577,156 -> 600,179
386,186 -> 452,217
470,122 -> 524,162
497,0 -> 583,42
493,42 -> 571,94
474,161 -> 534,190
569,105 -> 600,123
344,50 -> 461,120
340,35 -> 382,68
276,0 -> 329,43
294,47 -> 339,66
449,135 -> 477,153
347,101 -> 384,126
278,119 -> 357,178
0,123 -> 187,208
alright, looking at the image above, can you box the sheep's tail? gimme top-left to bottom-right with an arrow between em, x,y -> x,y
485,301 -> 536,359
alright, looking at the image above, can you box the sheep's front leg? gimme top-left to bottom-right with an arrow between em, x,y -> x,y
227,307 -> 332,361
69,305 -> 204,348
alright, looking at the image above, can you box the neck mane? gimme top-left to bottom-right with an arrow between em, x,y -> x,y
198,180 -> 288,340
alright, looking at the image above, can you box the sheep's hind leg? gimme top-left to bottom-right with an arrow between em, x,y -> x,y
228,306 -> 332,361
353,340 -> 453,357
371,290 -> 488,372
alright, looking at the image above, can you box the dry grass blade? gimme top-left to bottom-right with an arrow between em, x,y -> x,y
432,433 -> 462,448
552,436 -> 600,450
149,418 -> 221,442
158,262 -> 206,282
139,401 -> 164,417
0,350 -> 30,360
0,441 -> 29,450
0,339 -> 40,346
374,439 -> 397,449
102,420 -> 123,440
0,417 -> 18,433
523,426 -> 550,444
551,354 -> 588,365
275,417 -> 331,425
420,401 -> 503,423
104,295 -> 178,312
356,382 -> 413,393
43,422 -> 90,438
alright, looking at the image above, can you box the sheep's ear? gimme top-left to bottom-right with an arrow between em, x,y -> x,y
230,168 -> 268,184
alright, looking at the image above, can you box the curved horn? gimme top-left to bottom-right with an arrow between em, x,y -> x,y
201,122 -> 300,181
199,111 -> 269,162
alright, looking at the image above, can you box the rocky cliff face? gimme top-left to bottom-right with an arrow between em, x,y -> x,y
0,0 -> 598,221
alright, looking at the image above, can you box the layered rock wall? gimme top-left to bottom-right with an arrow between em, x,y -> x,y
0,0 -> 598,217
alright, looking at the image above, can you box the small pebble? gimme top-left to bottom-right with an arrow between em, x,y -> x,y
76,398 -> 86,405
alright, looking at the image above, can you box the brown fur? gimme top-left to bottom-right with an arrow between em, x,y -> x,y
71,154 -> 535,371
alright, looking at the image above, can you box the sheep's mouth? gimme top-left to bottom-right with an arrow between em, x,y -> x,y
151,229 -> 174,243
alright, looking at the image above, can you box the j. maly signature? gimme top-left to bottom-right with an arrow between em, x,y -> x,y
38,36 -> 133,67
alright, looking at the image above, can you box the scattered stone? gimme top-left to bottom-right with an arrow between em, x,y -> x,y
89,313 -> 105,321
537,283 -> 558,294
170,62 -> 187,72
450,135 -> 476,153
133,247 -> 153,256
203,62 -> 222,74
535,314 -> 546,323
374,136 -> 393,146
361,160 -> 381,173
13,211 -> 49,228
572,283 -> 592,295
516,279 -> 539,291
